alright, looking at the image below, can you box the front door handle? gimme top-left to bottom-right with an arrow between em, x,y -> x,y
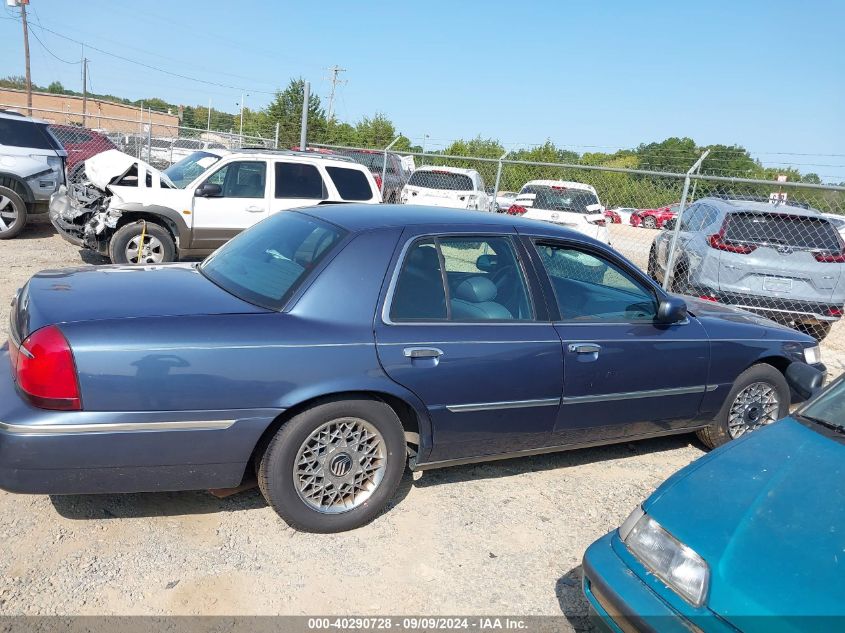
568,343 -> 601,355
245,205 -> 264,213
403,347 -> 444,359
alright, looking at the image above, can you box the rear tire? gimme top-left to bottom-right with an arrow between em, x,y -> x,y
257,397 -> 407,533
643,215 -> 657,229
696,363 -> 789,449
647,245 -> 658,280
108,221 -> 176,264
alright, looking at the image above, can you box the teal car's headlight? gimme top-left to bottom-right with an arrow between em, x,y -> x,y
620,507 -> 710,607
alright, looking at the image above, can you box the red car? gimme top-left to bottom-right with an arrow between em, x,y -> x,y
49,125 -> 117,183
630,203 -> 681,229
603,209 -> 622,224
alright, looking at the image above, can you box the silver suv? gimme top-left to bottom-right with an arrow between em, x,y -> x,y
649,197 -> 845,340
0,111 -> 67,238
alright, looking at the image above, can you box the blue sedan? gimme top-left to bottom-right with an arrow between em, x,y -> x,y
582,365 -> 843,632
0,205 -> 825,532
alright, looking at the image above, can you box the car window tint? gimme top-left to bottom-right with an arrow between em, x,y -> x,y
390,240 -> 447,321
206,161 -> 266,198
408,171 -> 473,191
0,119 -> 60,150
440,237 -> 533,321
725,212 -> 842,251
536,243 -> 658,321
200,212 -> 345,311
326,166 -> 372,201
275,162 -> 326,199
518,185 -> 600,214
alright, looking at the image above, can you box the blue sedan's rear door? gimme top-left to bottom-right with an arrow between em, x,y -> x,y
527,239 -> 710,444
374,228 -> 563,464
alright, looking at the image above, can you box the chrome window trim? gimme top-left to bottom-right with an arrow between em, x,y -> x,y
381,232 -> 543,326
446,397 -> 561,413
0,419 -> 236,436
562,384 -> 716,405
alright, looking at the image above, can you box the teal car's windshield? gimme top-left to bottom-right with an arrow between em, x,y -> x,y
161,151 -> 222,188
800,377 -> 845,429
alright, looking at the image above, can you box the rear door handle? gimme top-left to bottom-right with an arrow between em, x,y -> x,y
568,343 -> 601,355
245,205 -> 264,213
403,347 -> 444,359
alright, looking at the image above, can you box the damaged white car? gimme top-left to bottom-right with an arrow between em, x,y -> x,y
50,148 -> 381,264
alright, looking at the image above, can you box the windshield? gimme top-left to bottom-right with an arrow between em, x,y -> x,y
409,170 -> 474,191
800,377 -> 845,429
161,151 -> 222,188
518,185 -> 600,213
200,212 -> 346,310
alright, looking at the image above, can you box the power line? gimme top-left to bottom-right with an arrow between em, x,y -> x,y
28,27 -> 80,65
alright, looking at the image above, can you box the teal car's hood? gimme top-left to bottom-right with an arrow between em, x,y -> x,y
645,419 -> 845,630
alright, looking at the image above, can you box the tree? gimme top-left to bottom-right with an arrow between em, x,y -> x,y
47,81 -> 65,94
263,78 -> 327,147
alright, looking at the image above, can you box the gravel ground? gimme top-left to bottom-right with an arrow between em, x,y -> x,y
0,217 -> 842,624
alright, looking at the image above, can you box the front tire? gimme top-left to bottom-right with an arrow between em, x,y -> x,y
108,221 -> 176,264
0,186 -> 28,239
257,397 -> 407,533
643,215 -> 657,230
696,364 -> 789,449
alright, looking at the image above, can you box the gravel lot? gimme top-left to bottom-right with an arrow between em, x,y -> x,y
0,217 -> 842,624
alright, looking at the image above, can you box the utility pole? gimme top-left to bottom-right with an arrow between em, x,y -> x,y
207,98 -> 212,131
19,0 -> 32,116
81,57 -> 88,126
326,65 -> 346,121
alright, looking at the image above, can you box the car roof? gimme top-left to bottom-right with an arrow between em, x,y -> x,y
521,180 -> 597,192
414,165 -> 478,176
698,197 -> 822,217
297,203 -> 593,239
0,110 -> 50,124
229,147 -> 357,164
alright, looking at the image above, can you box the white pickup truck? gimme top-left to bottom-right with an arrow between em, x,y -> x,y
50,148 -> 381,264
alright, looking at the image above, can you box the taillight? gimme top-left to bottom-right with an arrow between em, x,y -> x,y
507,204 -> 527,215
813,250 -> 845,263
708,228 -> 757,255
827,306 -> 843,317
698,294 -> 719,302
589,218 -> 607,227
13,325 -> 81,411
373,174 -> 383,192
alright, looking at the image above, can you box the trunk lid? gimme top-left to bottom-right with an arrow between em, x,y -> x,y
403,185 -> 476,209
12,263 -> 268,340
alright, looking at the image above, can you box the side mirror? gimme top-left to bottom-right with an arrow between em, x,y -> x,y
786,362 -> 825,401
195,182 -> 222,198
663,218 -> 677,231
657,296 -> 688,323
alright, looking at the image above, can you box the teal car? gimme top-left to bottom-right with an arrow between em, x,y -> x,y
582,364 -> 844,633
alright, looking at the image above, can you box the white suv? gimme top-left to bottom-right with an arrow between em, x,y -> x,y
50,148 -> 380,264
400,165 -> 491,211
507,180 -> 608,243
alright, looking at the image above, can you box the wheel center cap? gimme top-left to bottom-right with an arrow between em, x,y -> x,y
329,452 -> 353,478
746,405 -> 761,422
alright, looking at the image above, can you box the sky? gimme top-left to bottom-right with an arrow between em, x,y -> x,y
1,0 -> 843,181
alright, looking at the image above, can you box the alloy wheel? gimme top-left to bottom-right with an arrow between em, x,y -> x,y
727,381 -> 780,438
293,417 -> 387,514
0,195 -> 19,234
125,233 -> 166,264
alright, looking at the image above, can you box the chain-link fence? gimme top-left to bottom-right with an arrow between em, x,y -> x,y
7,104 -> 845,348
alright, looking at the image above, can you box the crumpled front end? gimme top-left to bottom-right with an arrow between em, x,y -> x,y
49,183 -> 118,254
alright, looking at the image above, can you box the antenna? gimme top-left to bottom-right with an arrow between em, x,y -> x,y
325,65 -> 347,122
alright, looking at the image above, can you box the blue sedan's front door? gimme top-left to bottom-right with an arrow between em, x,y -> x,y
374,230 -> 563,464
528,239 -> 710,445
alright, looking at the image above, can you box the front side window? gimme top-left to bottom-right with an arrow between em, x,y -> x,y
200,212 -> 345,310
205,161 -> 266,198
326,166 -> 373,201
535,242 -> 657,321
389,236 -> 533,322
275,162 -> 326,199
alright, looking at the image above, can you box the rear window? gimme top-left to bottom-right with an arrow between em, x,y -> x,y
0,119 -> 62,150
173,139 -> 202,150
275,162 -> 326,199
342,151 -> 396,175
200,212 -> 345,310
518,185 -> 599,213
50,127 -> 92,145
725,212 -> 843,251
326,166 -> 373,201
408,170 -> 473,191
150,138 -> 171,149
